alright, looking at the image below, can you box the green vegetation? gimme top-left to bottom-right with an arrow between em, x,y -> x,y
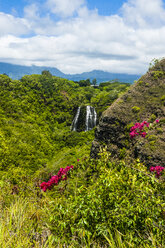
152,70 -> 165,80
0,74 -> 128,174
149,114 -> 157,123
0,73 -> 164,247
92,58 -> 165,169
0,155 -> 164,247
132,106 -> 140,113
160,95 -> 165,105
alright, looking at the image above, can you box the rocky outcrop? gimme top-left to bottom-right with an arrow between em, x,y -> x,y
91,59 -> 165,167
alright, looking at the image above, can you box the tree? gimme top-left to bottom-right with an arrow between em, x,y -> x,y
41,70 -> 52,77
92,78 -> 97,86
78,79 -> 91,87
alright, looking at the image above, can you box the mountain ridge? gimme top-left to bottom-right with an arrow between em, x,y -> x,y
0,61 -> 141,83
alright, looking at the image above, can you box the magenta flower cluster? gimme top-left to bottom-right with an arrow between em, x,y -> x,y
40,165 -> 73,192
130,121 -> 150,138
150,166 -> 164,178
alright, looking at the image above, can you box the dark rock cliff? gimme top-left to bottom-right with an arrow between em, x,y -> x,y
91,59 -> 165,167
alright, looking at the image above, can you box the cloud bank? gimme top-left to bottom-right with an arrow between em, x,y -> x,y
0,0 -> 165,74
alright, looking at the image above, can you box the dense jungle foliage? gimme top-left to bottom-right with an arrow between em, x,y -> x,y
0,74 -> 129,176
0,73 -> 164,247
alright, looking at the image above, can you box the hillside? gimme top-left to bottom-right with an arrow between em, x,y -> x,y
0,61 -> 140,83
0,70 -> 164,247
91,59 -> 165,168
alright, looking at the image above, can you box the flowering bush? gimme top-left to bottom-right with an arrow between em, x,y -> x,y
40,165 -> 73,191
129,121 -> 150,138
129,119 -> 160,138
150,166 -> 164,178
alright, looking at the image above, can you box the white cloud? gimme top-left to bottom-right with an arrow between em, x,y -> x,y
0,0 -> 165,75
122,0 -> 165,28
46,0 -> 85,17
0,12 -> 30,36
24,3 -> 40,20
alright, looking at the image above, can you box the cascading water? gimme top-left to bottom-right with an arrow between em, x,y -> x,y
71,106 -> 97,132
85,106 -> 97,131
70,106 -> 81,131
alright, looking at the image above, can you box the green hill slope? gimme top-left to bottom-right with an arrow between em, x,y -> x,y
91,59 -> 165,167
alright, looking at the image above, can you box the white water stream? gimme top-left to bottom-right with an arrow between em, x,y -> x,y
71,106 -> 81,131
71,106 -> 97,131
85,106 -> 97,131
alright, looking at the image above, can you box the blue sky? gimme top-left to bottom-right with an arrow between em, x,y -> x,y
0,0 -> 165,74
87,0 -> 126,15
0,0 -> 126,16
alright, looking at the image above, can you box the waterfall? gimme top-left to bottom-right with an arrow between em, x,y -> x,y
71,106 -> 97,132
71,106 -> 81,131
85,106 -> 97,131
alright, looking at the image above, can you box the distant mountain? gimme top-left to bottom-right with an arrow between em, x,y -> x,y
0,62 -> 65,79
0,62 -> 141,83
67,70 -> 141,83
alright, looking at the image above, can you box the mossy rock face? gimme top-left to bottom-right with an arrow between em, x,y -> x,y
91,59 -> 165,167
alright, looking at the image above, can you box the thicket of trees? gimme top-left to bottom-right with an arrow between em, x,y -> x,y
0,73 -> 129,176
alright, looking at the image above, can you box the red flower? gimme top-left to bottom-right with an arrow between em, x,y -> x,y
130,121 -> 149,138
150,166 -> 164,178
40,165 -> 74,191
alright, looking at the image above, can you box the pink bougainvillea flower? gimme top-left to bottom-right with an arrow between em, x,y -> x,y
156,119 -> 159,123
40,165 -> 73,191
150,166 -> 164,178
146,122 -> 150,128
141,132 -> 147,137
130,121 -> 150,138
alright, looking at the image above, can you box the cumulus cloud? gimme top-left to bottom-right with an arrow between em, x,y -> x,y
24,3 -> 40,20
0,0 -> 165,75
46,0 -> 85,17
122,0 -> 165,28
0,12 -> 30,36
